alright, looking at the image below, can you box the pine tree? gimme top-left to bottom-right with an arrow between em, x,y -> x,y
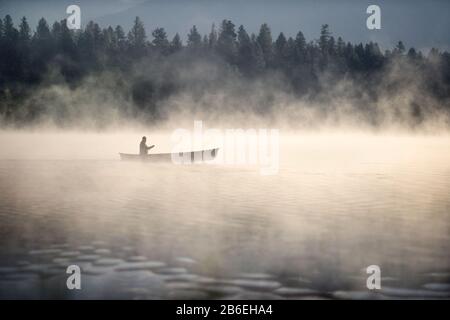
251,34 -> 265,73
34,18 -> 51,41
3,15 -> 18,42
0,18 -> 4,39
59,20 -> 77,58
319,24 -> 331,55
170,33 -> 182,53
32,17 -> 54,68
19,17 -> 31,42
151,27 -> 169,54
336,37 -> 345,57
285,37 -> 296,66
103,26 -> 116,51
202,35 -> 208,49
257,23 -> 273,66
208,23 -> 217,50
86,21 -> 103,50
274,32 -> 287,67
328,36 -> 336,56
394,41 -> 405,55
128,17 -> 146,52
295,31 -> 306,63
187,25 -> 201,49
115,25 -> 126,51
237,25 -> 252,73
217,20 -> 237,63
51,21 -> 62,44
1,15 -> 20,82
407,47 -> 417,60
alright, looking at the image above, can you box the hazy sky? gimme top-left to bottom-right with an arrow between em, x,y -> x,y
1,0 -> 449,51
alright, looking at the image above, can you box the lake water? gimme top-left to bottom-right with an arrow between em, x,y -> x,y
0,131 -> 449,299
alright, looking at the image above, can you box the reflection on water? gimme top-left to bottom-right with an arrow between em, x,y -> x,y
0,133 -> 449,299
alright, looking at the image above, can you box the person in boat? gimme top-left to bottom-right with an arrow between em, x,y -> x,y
139,136 -> 154,155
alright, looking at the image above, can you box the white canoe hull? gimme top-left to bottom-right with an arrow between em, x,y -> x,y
119,148 -> 219,163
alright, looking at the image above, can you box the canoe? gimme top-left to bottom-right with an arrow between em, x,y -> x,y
119,148 -> 219,163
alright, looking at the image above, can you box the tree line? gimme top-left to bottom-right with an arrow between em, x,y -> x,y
0,15 -> 449,125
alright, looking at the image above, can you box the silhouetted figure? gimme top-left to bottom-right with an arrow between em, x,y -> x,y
139,136 -> 154,155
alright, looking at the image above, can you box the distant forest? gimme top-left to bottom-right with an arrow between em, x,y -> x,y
0,15 -> 449,127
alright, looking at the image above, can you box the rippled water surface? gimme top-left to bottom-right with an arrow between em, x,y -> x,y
0,132 -> 449,299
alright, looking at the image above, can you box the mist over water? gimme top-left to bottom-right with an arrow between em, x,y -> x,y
0,130 -> 449,299
5,58 -> 450,133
